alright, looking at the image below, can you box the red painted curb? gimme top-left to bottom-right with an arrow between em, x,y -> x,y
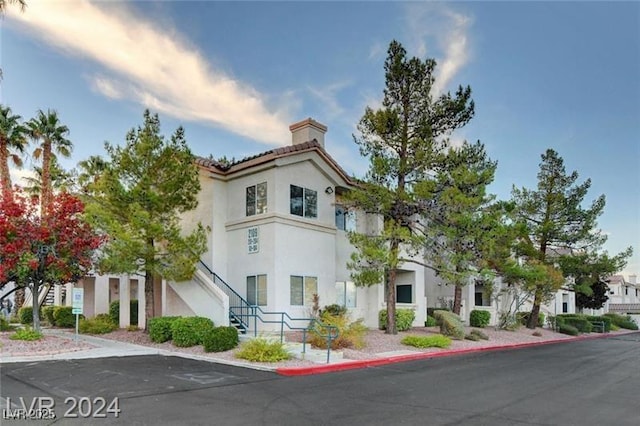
276,332 -> 617,376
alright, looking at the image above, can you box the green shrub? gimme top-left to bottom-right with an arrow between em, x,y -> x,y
18,306 -> 36,324
42,306 -> 56,325
0,317 -> 15,331
109,300 -> 139,326
517,311 -> 545,328
469,310 -> 491,328
401,334 -> 452,349
203,326 -> 239,352
604,313 -> 638,330
322,304 -> 347,317
379,308 -> 415,332
558,322 -> 579,336
557,314 -> 593,333
235,338 -> 291,362
53,306 -> 81,328
10,327 -> 43,341
425,315 -> 437,327
427,307 -> 450,317
433,310 -> 465,340
310,311 -> 366,350
171,316 -> 215,347
79,315 -> 118,334
584,315 -> 612,332
470,329 -> 489,340
148,316 -> 180,343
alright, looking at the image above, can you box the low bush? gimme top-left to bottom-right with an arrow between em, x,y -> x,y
309,311 -> 366,350
322,304 -> 347,317
532,331 -> 543,337
584,315 -> 612,332
148,316 -> 180,343
379,308 -> 415,332
109,300 -> 139,326
425,315 -> 437,327
79,315 -> 118,334
0,317 -> 15,331
235,338 -> 291,362
53,306 -> 80,328
18,306 -> 36,324
557,314 -> 593,333
558,322 -> 579,336
171,316 -> 215,347
465,333 -> 480,341
470,329 -> 489,340
42,306 -> 56,325
427,307 -> 450,317
126,325 -> 139,332
469,310 -> 491,328
517,311 -> 545,328
10,327 -> 43,341
603,313 -> 638,330
401,334 -> 452,349
203,326 -> 239,352
433,310 -> 465,340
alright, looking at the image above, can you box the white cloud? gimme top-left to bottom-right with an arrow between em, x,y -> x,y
307,80 -> 351,121
403,3 -> 472,95
7,0 -> 290,146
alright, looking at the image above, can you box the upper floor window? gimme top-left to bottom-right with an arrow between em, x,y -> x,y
290,185 -> 317,218
335,205 -> 356,231
246,182 -> 267,216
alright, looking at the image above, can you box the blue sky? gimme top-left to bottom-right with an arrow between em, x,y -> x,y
3,1 -> 639,276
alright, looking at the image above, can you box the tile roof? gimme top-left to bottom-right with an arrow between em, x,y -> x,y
194,139 -> 354,185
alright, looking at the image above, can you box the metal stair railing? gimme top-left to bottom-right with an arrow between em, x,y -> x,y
197,260 -> 339,362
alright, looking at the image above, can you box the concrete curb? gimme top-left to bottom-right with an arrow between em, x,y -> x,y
276,332 -> 617,376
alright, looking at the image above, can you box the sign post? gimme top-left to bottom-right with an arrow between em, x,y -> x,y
71,288 -> 84,342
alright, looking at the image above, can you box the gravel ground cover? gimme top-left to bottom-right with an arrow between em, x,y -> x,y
1,324 -> 608,369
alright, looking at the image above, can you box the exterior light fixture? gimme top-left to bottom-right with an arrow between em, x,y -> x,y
325,186 -> 334,195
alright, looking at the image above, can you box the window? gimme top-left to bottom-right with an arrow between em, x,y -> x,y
474,282 -> 491,307
336,281 -> 356,308
290,275 -> 317,306
335,205 -> 356,231
246,182 -> 267,216
247,275 -> 267,306
290,185 -> 317,218
397,284 -> 413,304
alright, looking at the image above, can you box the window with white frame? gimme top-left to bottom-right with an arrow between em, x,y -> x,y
247,275 -> 267,306
336,281 -> 356,308
335,205 -> 356,231
246,182 -> 267,216
290,275 -> 317,306
290,185 -> 317,218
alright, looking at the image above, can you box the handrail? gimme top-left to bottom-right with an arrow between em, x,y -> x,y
197,260 -> 339,362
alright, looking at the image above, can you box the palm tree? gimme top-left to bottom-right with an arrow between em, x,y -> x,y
26,109 -> 72,212
23,156 -> 74,197
0,105 -> 27,196
77,155 -> 108,190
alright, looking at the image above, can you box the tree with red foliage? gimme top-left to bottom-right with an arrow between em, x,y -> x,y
0,189 -> 104,331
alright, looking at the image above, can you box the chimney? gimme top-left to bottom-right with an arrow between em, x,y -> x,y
289,118 -> 327,148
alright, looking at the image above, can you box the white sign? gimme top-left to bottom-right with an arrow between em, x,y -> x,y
248,227 -> 259,254
72,288 -> 84,315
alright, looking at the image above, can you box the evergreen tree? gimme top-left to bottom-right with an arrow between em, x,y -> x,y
347,40 -> 474,334
84,110 -> 207,326
511,149 -> 610,328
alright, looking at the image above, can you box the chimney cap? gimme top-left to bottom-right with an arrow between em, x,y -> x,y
289,117 -> 327,133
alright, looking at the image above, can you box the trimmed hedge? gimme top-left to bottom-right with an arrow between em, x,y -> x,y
433,310 -> 465,340
379,308 -> 416,332
18,306 -> 34,324
557,314 -> 593,333
148,316 -> 180,343
42,306 -> 56,325
584,315 -> 612,332
53,306 -> 80,328
469,310 -> 491,328
203,326 -> 239,352
604,313 -> 639,330
558,322 -> 579,336
425,315 -> 437,327
401,334 -> 452,349
109,300 -> 139,326
171,316 -> 215,347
